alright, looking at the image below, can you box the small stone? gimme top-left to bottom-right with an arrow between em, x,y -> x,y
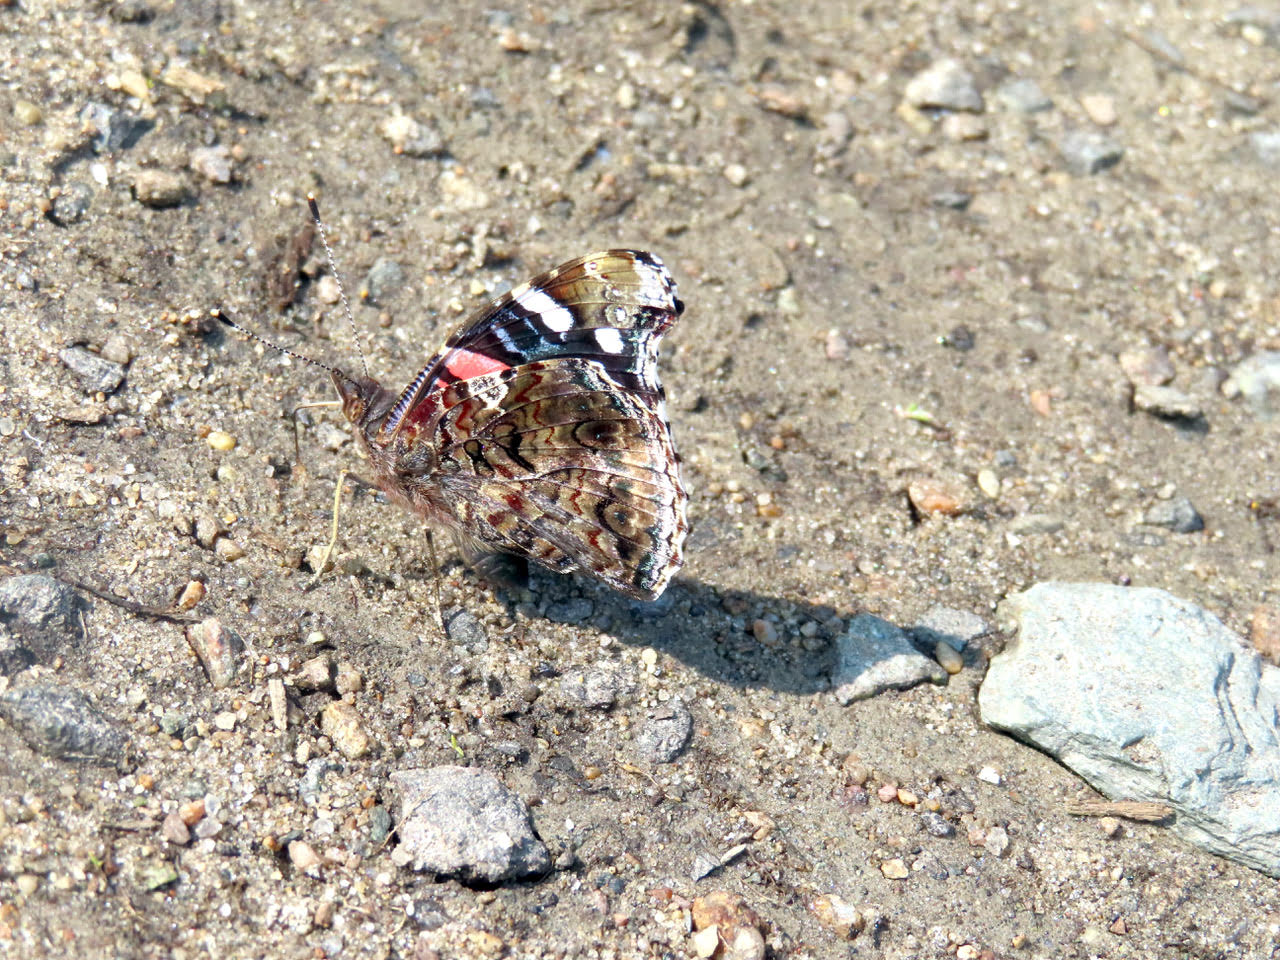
977,766 -> 1002,785
1099,816 -> 1123,838
556,667 -> 624,710
15,874 -> 38,897
691,925 -> 719,958
546,597 -> 595,624
445,610 -> 487,646
984,825 -> 1010,857
832,613 -> 947,704
930,190 -> 972,210
904,59 -> 984,112
205,430 -> 236,451
880,858 -> 909,879
911,606 -> 991,652
60,346 -> 125,394
1249,605 -> 1280,664
722,162 -> 749,187
934,641 -> 963,674
1250,130 -> 1280,168
1133,384 -> 1202,420
294,654 -> 335,692
876,783 -> 898,803
184,618 -> 245,689
363,258 -> 406,303
616,82 -> 637,109
815,109 -> 853,158
213,710 -> 237,731
100,335 -> 133,365
178,799 -> 205,825
1143,496 -> 1204,534
1059,130 -> 1123,175
131,169 -> 188,208
0,684 -> 130,766
214,538 -> 246,562
907,478 -> 967,516
190,144 -> 233,184
161,809 -> 190,845
941,114 -> 986,141
320,701 -> 371,759
438,169 -> 490,211
14,100 -> 42,125
137,862 -> 179,891
751,619 -> 779,646
0,574 -> 84,638
1119,346 -> 1176,387
1223,351 -> 1280,419
920,811 -> 955,837
193,817 -> 222,840
316,274 -> 342,304
1007,513 -> 1064,535
289,840 -> 323,871
635,699 -> 693,763
1079,93 -> 1118,126
380,111 -> 446,157
175,580 -> 205,611
50,182 -> 93,225
993,77 -> 1052,113
335,662 -> 363,695
825,328 -> 849,360
809,894 -> 865,939
977,468 -> 1000,499
388,766 -> 550,883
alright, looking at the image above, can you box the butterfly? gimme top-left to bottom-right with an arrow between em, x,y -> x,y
309,248 -> 689,601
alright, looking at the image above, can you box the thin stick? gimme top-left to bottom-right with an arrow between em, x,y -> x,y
424,529 -> 446,635
305,470 -> 348,591
306,194 -> 369,379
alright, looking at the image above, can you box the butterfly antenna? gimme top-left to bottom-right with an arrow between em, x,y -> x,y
307,193 -> 370,379
211,309 -> 356,387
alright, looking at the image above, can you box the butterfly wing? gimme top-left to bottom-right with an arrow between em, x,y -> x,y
377,250 -> 688,600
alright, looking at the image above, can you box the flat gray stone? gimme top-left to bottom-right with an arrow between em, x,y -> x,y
1223,351 -> 1280,420
59,347 -> 125,394
993,77 -> 1052,113
980,582 -> 1280,878
634,698 -> 693,763
1143,496 -> 1204,533
1133,384 -> 1202,420
832,613 -> 947,704
904,59 -> 983,112
911,605 -> 990,652
1059,130 -> 1124,175
388,766 -> 550,884
0,684 -> 131,766
0,574 -> 84,636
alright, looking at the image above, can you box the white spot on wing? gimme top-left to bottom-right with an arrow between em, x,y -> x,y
595,328 -> 625,354
519,288 -> 575,332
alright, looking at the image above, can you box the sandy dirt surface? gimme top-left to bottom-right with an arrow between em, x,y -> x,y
1,1 -> 1278,957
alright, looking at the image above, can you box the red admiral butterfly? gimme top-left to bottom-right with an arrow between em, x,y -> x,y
219,211 -> 688,601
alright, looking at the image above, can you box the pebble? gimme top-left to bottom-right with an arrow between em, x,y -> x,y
825,328 -> 850,360
161,809 -> 190,845
138,862 -> 179,891
1222,351 -> 1280,419
930,190 -> 972,210
635,698 -> 693,763
993,77 -> 1052,113
388,765 -> 550,882
751,618 -> 779,646
176,580 -> 206,611
940,114 -> 986,141
0,684 -> 130,765
214,538 -> 246,562
1058,130 -> 1123,175
0,574 -> 84,636
16,874 -> 38,897
379,112 -> 446,157
1133,384 -> 1202,420
193,817 -> 222,840
184,618 -> 245,690
876,783 -> 898,803
1249,605 -> 1280,663
809,894 -> 865,939
131,169 -> 189,208
815,109 -> 853,158
832,613 -> 947,704
977,765 -> 1002,785
691,892 -> 767,960
190,144 -> 233,184
545,597 -> 594,624
1142,496 -> 1204,533
320,701 -> 371,759
977,468 -> 1000,499
1079,93 -> 1118,126
205,430 -> 236,451
984,825 -> 1011,857
907,477 -> 967,516
294,654 -> 335,692
50,182 -> 93,225
880,858 -> 909,879
1250,130 -> 1280,168
101,334 -> 133,365
213,711 -> 237,731
81,101 -> 153,152
438,169 -> 490,211
911,606 -> 990,652
1119,345 -> 1175,386
334,662 -> 363,695
722,162 -> 749,187
556,667 -> 624,710
934,641 -> 963,674
1007,513 -> 1064,535
60,346 -> 125,394
903,59 -> 984,112
13,100 -> 42,125
316,275 -> 342,304
920,810 -> 955,837
288,840 -> 323,871
363,258 -> 406,304
690,926 -> 719,958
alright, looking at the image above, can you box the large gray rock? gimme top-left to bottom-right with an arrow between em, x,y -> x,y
832,613 -> 947,704
980,582 -> 1280,878
388,766 -> 550,884
0,684 -> 131,766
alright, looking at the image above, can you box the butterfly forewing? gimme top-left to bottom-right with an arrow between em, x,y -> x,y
350,250 -> 688,600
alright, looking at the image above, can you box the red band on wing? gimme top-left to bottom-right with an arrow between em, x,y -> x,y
445,348 -> 511,381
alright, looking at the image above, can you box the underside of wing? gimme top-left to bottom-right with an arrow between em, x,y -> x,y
421,358 -> 688,600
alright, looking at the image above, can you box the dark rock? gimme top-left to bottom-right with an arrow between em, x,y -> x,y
0,684 -> 131,766
363,258 -> 406,303
1059,130 -> 1123,175
80,102 -> 153,152
50,182 -> 93,225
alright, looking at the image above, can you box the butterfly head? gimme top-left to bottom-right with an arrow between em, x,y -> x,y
332,371 -> 397,434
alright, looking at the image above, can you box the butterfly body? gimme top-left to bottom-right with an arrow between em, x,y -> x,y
333,250 -> 688,601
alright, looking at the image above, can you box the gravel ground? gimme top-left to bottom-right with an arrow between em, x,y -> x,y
1,1 -> 1279,958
